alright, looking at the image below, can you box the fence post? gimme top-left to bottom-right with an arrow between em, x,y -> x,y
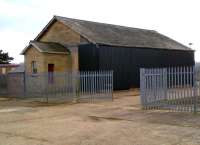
73,71 -> 80,103
140,68 -> 145,108
45,73 -> 48,103
193,66 -> 198,114
164,68 -> 168,103
76,71 -> 80,103
111,70 -> 114,101
23,72 -> 26,98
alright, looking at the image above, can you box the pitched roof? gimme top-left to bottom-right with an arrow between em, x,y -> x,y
21,41 -> 70,54
35,16 -> 192,51
0,64 -> 19,68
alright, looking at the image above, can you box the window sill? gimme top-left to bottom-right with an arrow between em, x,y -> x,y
30,73 -> 39,77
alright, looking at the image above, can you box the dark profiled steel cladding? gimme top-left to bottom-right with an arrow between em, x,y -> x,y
78,44 -> 194,90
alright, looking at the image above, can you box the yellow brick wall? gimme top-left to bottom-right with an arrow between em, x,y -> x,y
0,67 -> 17,74
39,21 -> 81,44
43,52 -> 72,72
37,20 -> 88,71
24,20 -> 89,73
25,46 -> 45,73
24,46 -> 72,73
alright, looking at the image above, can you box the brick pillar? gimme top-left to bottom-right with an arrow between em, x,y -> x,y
69,46 -> 79,71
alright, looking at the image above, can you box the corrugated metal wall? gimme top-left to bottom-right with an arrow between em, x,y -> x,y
79,44 -> 195,90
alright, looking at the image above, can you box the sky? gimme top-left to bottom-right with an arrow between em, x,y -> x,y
0,0 -> 200,63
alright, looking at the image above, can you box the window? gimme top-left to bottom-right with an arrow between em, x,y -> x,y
31,61 -> 37,74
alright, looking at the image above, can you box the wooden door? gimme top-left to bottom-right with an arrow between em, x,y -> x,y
48,64 -> 54,84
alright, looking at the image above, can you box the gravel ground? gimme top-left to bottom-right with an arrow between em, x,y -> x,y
1,91 -> 200,145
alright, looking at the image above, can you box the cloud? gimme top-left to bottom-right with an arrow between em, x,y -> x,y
0,0 -> 31,17
0,29 -> 33,63
0,0 -> 200,63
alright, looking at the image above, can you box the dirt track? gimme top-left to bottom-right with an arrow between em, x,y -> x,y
1,91 -> 200,145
